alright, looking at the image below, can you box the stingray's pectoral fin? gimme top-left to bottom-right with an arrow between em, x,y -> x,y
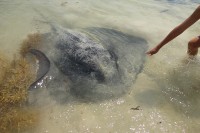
28,49 -> 50,90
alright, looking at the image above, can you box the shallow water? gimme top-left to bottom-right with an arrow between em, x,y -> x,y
1,0 -> 200,132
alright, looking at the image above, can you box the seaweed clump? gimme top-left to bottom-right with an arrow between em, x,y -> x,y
0,33 -> 43,133
0,55 -> 39,133
20,33 -> 42,57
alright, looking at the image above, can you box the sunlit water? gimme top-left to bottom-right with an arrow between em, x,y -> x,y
1,0 -> 200,132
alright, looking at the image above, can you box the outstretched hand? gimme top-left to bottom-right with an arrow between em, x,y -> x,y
146,47 -> 160,56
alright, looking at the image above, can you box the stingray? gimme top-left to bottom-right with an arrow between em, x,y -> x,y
28,25 -> 148,102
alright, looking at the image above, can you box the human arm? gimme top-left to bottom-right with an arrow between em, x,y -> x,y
146,5 -> 200,56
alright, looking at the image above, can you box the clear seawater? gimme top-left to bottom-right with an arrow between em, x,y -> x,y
1,0 -> 200,132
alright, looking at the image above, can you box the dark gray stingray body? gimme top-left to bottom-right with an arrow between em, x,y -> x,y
50,27 -> 119,83
30,25 -> 148,101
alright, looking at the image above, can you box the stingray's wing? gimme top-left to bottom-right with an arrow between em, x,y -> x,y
28,49 -> 50,90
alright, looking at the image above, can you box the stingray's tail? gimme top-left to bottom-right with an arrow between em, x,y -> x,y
28,49 -> 50,90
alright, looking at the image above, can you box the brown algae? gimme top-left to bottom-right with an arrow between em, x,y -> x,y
20,33 -> 42,57
0,33 -> 43,133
